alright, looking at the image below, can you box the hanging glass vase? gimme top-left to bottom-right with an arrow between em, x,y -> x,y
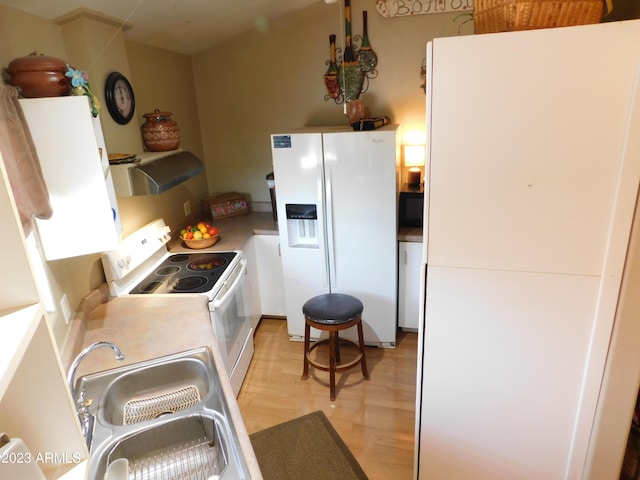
358,11 -> 378,73
324,34 -> 340,99
337,0 -> 364,103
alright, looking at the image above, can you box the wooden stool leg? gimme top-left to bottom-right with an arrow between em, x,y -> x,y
301,321 -> 311,380
329,331 -> 337,401
357,319 -> 370,380
335,331 -> 341,364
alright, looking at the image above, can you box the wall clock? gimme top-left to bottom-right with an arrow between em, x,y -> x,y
104,72 -> 135,125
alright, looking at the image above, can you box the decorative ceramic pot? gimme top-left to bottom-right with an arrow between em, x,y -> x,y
346,99 -> 367,124
141,110 -> 180,152
7,52 -> 71,98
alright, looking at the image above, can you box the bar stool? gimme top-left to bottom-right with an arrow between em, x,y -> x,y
301,293 -> 370,400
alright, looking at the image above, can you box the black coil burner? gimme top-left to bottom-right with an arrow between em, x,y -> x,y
128,251 -> 237,295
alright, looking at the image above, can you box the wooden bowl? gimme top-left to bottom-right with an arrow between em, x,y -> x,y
183,235 -> 219,249
7,52 -> 71,98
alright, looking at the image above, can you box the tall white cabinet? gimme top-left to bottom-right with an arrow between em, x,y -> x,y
0,152 -> 86,478
417,20 -> 640,480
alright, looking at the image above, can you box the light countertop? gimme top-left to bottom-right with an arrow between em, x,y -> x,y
399,226 -> 423,243
169,212 -> 279,253
168,211 -> 423,248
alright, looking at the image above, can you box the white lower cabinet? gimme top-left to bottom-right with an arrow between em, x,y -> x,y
398,241 -> 423,331
253,234 -> 286,317
243,236 -> 262,331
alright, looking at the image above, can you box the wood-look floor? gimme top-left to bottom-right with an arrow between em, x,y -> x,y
237,317 -> 418,480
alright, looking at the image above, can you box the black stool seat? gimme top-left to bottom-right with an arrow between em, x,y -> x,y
301,293 -> 369,401
302,293 -> 363,325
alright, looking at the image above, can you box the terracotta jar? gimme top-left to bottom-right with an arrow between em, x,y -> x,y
7,52 -> 71,98
141,110 -> 181,152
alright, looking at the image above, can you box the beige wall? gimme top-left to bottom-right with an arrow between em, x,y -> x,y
0,2 -> 462,349
120,41 -> 207,237
0,7 -> 66,68
57,12 -> 142,154
193,0 -> 465,201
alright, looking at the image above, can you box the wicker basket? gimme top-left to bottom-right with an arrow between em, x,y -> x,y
473,0 -> 604,34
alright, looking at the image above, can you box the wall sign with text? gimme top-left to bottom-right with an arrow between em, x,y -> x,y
376,0 -> 473,17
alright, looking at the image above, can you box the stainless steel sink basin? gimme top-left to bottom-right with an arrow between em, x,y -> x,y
92,411 -> 248,480
101,356 -> 211,425
76,347 -> 250,479
78,347 -> 222,427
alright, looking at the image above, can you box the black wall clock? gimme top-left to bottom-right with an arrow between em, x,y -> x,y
104,72 -> 135,125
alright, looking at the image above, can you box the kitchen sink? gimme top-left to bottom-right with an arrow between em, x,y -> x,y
100,356 -> 212,426
92,411 -> 247,480
76,347 -> 250,479
78,347 -> 223,427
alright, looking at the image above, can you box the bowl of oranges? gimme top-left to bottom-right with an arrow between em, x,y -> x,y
180,221 -> 220,249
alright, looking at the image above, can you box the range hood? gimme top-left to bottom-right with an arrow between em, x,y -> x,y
110,150 -> 205,196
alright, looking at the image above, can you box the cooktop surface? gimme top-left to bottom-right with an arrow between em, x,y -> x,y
128,251 -> 237,295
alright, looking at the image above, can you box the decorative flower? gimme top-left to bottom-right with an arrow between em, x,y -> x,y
65,64 -> 101,118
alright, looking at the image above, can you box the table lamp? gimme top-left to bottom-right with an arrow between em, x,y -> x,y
404,144 -> 425,187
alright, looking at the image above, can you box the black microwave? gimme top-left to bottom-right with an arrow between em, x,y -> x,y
399,184 -> 424,228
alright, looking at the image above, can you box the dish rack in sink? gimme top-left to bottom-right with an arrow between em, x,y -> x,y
104,412 -> 229,480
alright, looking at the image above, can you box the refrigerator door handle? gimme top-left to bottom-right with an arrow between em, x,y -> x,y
324,168 -> 337,290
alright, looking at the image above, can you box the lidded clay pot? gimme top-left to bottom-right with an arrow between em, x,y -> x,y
6,52 -> 71,98
141,109 -> 181,152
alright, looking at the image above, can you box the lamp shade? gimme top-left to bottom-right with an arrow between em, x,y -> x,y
404,145 -> 425,167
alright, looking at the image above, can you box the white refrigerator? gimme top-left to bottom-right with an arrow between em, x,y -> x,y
417,20 -> 640,480
271,124 -> 400,347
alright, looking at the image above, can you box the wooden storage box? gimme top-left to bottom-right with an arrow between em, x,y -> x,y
473,0 -> 604,34
205,192 -> 249,220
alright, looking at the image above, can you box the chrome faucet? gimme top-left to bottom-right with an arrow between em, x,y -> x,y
67,342 -> 124,448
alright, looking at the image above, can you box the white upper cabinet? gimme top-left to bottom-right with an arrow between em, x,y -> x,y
20,96 -> 121,260
426,22 -> 640,276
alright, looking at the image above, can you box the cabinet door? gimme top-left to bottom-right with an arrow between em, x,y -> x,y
254,235 -> 286,316
420,265 -> 601,480
20,96 -> 119,260
243,236 -> 262,330
398,242 -> 422,330
427,25 -> 640,276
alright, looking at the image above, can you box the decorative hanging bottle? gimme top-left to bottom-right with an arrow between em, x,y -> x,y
324,34 -> 340,99
337,0 -> 364,103
358,11 -> 378,73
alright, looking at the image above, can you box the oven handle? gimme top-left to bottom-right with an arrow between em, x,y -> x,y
211,258 -> 247,310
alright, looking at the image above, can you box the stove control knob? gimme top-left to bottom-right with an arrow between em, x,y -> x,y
160,226 -> 171,243
117,255 -> 132,269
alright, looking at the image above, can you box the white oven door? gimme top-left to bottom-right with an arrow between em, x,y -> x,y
209,257 -> 254,395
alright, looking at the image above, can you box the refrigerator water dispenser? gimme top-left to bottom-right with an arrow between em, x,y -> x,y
285,204 -> 318,249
